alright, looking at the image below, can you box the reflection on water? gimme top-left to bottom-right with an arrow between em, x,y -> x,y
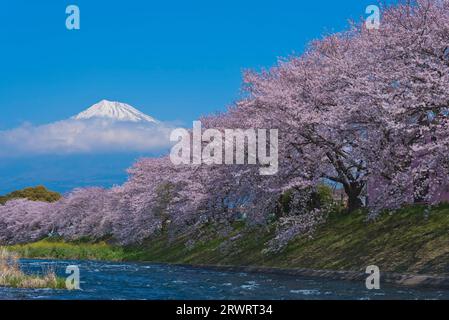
0,259 -> 447,300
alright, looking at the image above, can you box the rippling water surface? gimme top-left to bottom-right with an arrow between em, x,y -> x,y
1,259 -> 448,300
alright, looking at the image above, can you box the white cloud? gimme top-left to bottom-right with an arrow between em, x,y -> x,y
0,119 -> 174,156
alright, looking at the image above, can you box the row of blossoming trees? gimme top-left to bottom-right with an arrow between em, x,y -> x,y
1,0 -> 449,248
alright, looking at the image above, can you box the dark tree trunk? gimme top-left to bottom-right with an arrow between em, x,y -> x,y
347,192 -> 363,212
344,182 -> 364,213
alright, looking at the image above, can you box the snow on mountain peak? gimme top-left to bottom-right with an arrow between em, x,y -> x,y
73,100 -> 159,123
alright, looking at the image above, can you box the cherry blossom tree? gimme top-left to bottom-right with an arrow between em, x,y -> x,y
0,199 -> 53,244
223,38 -> 368,213
50,187 -> 116,241
340,0 -> 449,213
1,0 -> 449,248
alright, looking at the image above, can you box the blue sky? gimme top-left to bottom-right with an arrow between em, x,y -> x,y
0,0 -> 380,129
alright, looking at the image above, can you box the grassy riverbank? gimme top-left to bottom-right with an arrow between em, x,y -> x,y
8,204 -> 449,275
9,240 -> 126,262
0,248 -> 65,289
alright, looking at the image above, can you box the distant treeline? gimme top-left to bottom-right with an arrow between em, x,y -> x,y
0,186 -> 61,205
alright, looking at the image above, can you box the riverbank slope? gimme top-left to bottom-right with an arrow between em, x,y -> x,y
8,204 -> 449,276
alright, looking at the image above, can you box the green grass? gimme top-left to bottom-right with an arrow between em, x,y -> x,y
8,204 -> 449,275
9,240 -> 127,261
0,248 -> 66,289
0,273 -> 67,289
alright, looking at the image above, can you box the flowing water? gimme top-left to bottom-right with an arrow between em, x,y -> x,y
1,259 -> 448,300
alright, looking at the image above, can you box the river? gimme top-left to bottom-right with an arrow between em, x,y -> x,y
0,259 -> 448,300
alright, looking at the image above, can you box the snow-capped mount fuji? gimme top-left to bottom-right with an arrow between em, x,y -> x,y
73,100 -> 159,123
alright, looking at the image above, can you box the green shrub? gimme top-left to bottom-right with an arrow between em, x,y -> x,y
0,186 -> 61,205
